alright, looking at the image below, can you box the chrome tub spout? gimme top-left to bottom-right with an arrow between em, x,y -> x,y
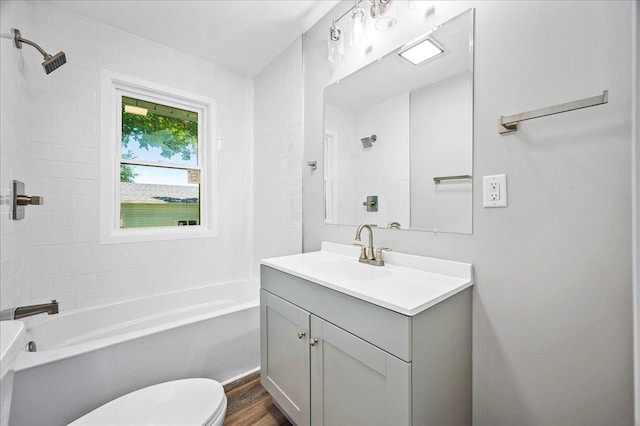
9,300 -> 59,320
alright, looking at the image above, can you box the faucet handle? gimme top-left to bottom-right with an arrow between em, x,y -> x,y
375,247 -> 392,260
353,243 -> 367,260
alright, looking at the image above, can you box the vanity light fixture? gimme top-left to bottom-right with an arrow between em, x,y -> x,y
371,0 -> 397,31
398,38 -> 443,65
326,0 -> 441,63
349,1 -> 368,47
124,105 -> 148,116
327,0 -> 399,63
327,19 -> 344,63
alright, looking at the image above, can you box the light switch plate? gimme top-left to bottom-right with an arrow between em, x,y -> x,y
483,174 -> 507,207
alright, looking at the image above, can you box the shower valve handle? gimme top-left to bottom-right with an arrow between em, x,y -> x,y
17,195 -> 44,206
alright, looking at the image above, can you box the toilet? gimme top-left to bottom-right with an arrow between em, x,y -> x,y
68,378 -> 227,426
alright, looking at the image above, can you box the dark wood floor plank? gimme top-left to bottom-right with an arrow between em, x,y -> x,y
224,371 -> 292,426
226,383 -> 269,417
224,372 -> 261,392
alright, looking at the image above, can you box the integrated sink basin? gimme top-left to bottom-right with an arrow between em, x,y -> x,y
308,259 -> 393,281
261,242 -> 473,316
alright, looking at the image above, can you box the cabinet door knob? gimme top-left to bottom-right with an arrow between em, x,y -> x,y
297,331 -> 306,339
309,338 -> 318,346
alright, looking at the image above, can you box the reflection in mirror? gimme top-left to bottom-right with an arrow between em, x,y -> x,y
323,9 -> 474,234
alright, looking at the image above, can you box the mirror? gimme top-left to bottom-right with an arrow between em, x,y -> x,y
323,9 -> 474,234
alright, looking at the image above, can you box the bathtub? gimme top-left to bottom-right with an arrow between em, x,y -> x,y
9,280 -> 260,426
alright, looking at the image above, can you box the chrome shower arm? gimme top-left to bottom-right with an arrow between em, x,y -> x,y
13,29 -> 49,58
12,28 -> 67,74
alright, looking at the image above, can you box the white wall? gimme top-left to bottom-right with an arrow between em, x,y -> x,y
410,72 -> 472,232
0,1 -> 254,311
253,37 -> 303,270
304,1 -> 634,424
324,102 -> 355,224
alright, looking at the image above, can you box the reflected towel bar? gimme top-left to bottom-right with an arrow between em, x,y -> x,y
433,175 -> 473,184
499,90 -> 608,134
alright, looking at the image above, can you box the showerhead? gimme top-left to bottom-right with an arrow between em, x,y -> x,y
360,134 -> 377,148
13,29 -> 67,74
42,51 -> 67,74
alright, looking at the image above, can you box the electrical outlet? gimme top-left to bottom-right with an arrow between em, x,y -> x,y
489,181 -> 499,200
483,174 -> 507,207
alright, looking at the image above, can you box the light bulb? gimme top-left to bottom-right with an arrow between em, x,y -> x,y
327,23 -> 344,63
349,6 -> 367,47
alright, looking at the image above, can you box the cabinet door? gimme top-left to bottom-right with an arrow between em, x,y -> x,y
260,290 -> 310,426
310,316 -> 411,426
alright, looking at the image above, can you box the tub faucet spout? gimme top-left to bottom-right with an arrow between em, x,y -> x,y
1,300 -> 59,320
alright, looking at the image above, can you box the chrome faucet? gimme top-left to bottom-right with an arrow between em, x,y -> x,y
354,224 -> 391,266
0,300 -> 59,321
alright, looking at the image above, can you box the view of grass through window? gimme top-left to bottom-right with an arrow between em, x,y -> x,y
120,96 -> 201,228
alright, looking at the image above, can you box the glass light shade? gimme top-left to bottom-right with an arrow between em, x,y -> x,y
349,6 -> 367,47
327,24 -> 344,63
372,0 -> 397,31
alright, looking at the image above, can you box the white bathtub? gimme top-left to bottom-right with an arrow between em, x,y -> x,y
9,280 -> 260,426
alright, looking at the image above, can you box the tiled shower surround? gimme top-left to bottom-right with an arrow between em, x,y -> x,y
1,1 -> 256,310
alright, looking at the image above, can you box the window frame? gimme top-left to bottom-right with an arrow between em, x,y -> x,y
100,70 -> 218,244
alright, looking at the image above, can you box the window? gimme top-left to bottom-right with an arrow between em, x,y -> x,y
100,71 -> 218,243
119,96 -> 201,229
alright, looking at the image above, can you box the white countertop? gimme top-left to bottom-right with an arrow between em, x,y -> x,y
261,242 -> 473,316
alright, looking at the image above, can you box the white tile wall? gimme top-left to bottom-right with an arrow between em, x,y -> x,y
1,1 -> 255,311
325,93 -> 410,228
1,0 -> 31,310
253,37 -> 304,272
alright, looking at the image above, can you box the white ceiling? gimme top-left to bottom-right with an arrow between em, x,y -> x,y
48,0 -> 339,76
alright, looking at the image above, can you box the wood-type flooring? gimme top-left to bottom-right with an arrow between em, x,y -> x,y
223,372 -> 292,426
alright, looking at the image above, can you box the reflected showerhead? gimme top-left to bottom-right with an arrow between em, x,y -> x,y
13,28 -> 67,74
361,134 -> 377,148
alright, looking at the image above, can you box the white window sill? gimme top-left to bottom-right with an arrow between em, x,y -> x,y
100,225 -> 217,245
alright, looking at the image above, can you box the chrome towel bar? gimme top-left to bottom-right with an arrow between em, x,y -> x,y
499,90 -> 608,134
433,175 -> 473,184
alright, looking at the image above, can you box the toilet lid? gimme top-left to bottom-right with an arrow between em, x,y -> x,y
68,378 -> 226,426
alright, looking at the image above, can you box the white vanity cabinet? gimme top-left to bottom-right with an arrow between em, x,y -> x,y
260,257 -> 472,426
